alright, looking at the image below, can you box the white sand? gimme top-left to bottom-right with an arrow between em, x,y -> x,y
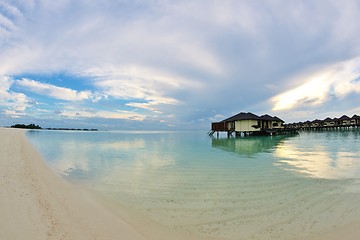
0,128 -> 219,240
0,128 -> 149,240
1,127 -> 359,240
308,222 -> 360,240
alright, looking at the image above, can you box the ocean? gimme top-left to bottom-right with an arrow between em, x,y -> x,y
26,129 -> 360,239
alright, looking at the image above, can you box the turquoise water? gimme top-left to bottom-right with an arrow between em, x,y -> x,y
27,130 -> 360,239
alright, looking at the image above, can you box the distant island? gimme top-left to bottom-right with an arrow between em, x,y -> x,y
10,124 -> 98,131
11,124 -> 42,129
45,127 -> 98,131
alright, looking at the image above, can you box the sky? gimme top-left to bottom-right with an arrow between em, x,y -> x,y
1,0 -> 360,130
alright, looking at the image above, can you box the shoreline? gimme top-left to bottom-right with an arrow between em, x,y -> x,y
1,127 -> 360,240
0,128 -> 218,240
0,128 -> 148,240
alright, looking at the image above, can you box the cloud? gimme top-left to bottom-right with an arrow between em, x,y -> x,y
271,57 -> 360,111
58,108 -> 146,121
125,102 -> 163,113
0,75 -> 13,95
208,114 -> 226,122
1,1 -> 360,127
0,1 -> 23,38
83,65 -> 197,112
0,0 -> 226,76
0,75 -> 33,118
15,78 -> 92,101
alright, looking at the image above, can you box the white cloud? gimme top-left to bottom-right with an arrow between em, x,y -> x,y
0,75 -> 32,118
59,108 -> 146,121
126,102 -> 163,113
208,114 -> 226,122
83,65 -> 196,112
0,75 -> 13,96
16,78 -> 92,101
1,1 -> 360,127
0,12 -> 15,32
271,57 -> 360,111
0,1 -> 23,38
0,1 -> 23,19
0,0 -> 226,76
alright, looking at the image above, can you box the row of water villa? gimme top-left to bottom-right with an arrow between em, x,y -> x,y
285,114 -> 360,130
210,112 -> 360,137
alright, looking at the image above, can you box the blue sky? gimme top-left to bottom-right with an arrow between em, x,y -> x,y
1,0 -> 360,130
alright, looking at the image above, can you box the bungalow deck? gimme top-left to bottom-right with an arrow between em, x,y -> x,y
208,127 -> 298,138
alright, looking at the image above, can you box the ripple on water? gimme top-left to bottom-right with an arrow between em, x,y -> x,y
27,130 -> 360,239
97,164 -> 360,239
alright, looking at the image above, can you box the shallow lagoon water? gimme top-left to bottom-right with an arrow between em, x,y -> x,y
27,130 -> 360,239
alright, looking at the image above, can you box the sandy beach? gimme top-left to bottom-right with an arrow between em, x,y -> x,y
0,128 -> 151,240
1,127 -> 360,240
0,128 -> 220,240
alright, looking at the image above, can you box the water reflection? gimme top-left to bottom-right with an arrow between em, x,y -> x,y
27,130 -> 177,181
211,135 -> 289,156
26,130 -> 360,238
274,131 -> 360,179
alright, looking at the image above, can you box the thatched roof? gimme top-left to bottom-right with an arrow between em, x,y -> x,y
323,117 -> 333,122
260,114 -> 275,121
222,112 -> 260,122
312,119 -> 322,123
339,115 -> 350,120
273,116 -> 285,122
222,112 -> 285,123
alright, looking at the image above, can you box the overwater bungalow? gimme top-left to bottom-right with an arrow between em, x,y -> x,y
339,115 -> 351,126
351,115 -> 360,125
295,122 -> 303,129
301,121 -> 311,128
323,117 -> 335,127
260,114 -> 285,129
212,112 -> 360,137
284,113 -> 360,130
209,112 -> 290,137
311,119 -> 322,128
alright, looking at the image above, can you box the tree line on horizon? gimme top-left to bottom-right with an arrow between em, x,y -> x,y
10,123 -> 98,131
11,123 -> 42,129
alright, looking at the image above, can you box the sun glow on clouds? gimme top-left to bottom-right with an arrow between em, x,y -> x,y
272,57 -> 360,111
